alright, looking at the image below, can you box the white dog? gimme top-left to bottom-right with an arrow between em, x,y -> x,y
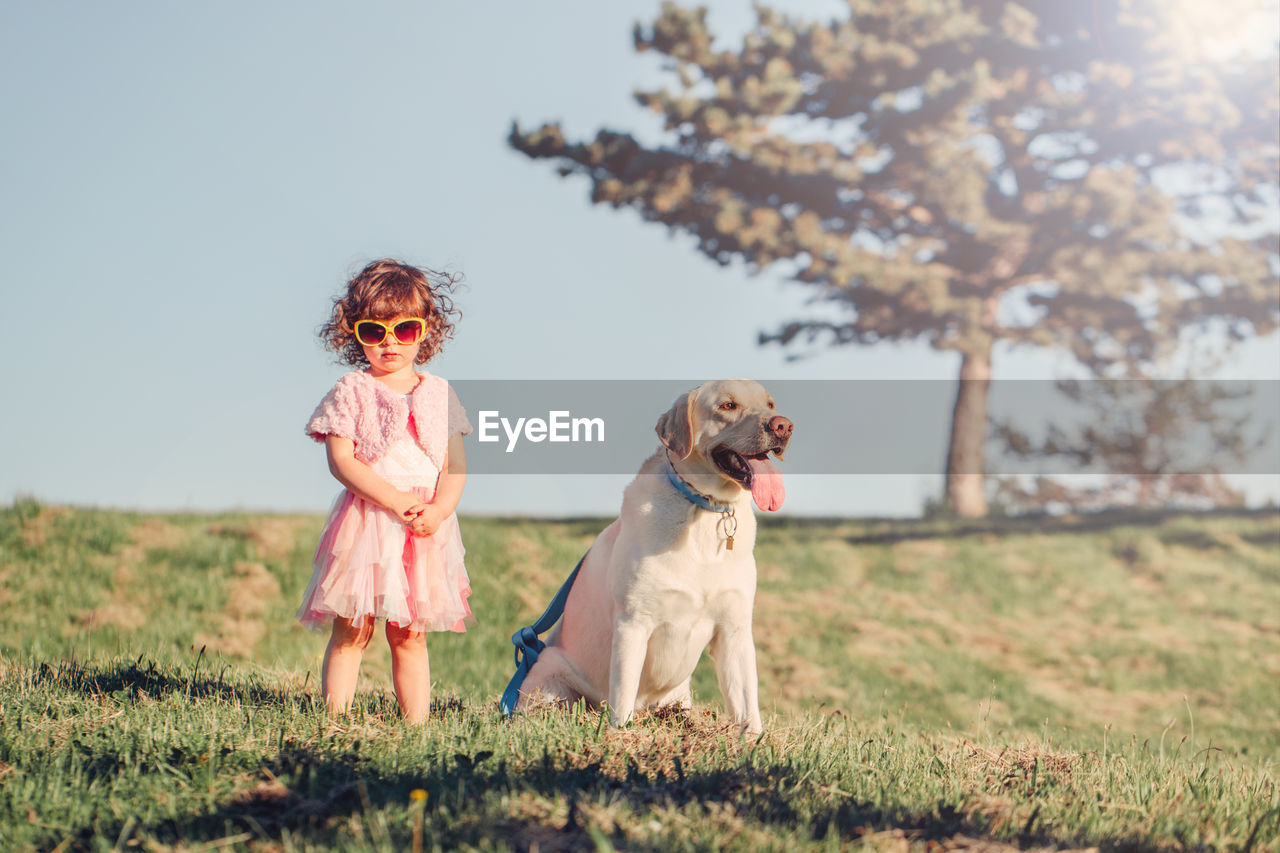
514,379 -> 792,733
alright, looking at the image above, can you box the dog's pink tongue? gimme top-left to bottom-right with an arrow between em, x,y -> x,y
748,457 -> 785,511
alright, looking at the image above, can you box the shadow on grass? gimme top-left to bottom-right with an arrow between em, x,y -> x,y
29,655 -> 475,723
55,702 -> 1165,853
107,745 -> 1170,853
756,506 -> 1279,547
80,743 -> 995,852
15,652 -> 1213,852
29,652 -> 311,710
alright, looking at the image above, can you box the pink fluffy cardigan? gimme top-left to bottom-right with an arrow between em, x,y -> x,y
305,370 -> 472,470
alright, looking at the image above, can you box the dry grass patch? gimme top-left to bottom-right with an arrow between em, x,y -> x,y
517,705 -> 764,784
753,589 -> 853,704
210,517 -> 310,561
17,505 -> 68,548
130,518 -> 189,550
960,740 -> 1087,794
226,560 -> 283,614
107,518 -> 192,581
75,601 -> 144,632
854,830 -> 1093,853
496,792 -> 578,852
74,558 -> 148,632
890,538 -> 953,575
196,561 -> 282,658
504,533 -> 567,612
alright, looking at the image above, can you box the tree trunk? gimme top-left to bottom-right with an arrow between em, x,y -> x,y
944,349 -> 992,517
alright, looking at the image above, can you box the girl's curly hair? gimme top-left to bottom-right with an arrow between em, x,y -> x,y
320,259 -> 462,367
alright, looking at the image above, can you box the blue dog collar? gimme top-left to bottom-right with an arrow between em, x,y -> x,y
664,455 -> 733,513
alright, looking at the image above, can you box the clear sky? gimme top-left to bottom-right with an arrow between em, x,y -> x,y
2,1 -> 1277,517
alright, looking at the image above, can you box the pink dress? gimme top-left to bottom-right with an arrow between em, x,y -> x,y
297,370 -> 474,633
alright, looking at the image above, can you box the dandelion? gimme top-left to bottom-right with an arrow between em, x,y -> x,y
410,789 -> 428,853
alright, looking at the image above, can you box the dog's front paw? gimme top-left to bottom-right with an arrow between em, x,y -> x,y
602,700 -> 632,729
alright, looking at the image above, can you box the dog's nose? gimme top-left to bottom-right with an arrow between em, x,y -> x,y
769,415 -> 793,440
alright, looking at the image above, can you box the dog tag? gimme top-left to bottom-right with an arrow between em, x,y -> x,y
721,509 -> 737,551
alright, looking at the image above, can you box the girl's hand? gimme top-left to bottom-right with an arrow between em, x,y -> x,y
391,492 -> 426,520
324,437 -> 432,525
407,506 -> 446,537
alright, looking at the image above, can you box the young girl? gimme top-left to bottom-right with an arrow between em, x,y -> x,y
297,258 -> 473,724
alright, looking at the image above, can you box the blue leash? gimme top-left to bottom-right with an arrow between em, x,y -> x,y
499,459 -> 728,716
499,551 -> 587,716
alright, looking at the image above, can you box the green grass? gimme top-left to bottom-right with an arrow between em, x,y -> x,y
1,499 -> 1277,851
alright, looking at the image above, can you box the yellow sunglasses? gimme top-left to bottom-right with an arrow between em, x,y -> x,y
354,318 -> 427,347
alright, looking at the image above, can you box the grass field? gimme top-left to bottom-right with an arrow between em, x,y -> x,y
1,499 -> 1277,851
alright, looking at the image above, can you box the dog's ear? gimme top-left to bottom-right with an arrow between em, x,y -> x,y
655,389 -> 697,459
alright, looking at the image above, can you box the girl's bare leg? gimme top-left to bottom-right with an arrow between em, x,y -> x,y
322,616 -> 375,714
386,621 -> 430,724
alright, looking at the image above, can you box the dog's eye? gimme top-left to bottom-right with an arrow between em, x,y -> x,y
718,400 -> 738,412
767,400 -> 775,410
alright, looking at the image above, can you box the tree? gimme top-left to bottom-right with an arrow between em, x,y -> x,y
990,376 -> 1262,512
511,0 -> 1280,515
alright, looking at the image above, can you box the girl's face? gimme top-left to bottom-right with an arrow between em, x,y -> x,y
356,315 -> 426,376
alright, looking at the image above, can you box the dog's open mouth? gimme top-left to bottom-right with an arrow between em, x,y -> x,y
712,446 -> 786,511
